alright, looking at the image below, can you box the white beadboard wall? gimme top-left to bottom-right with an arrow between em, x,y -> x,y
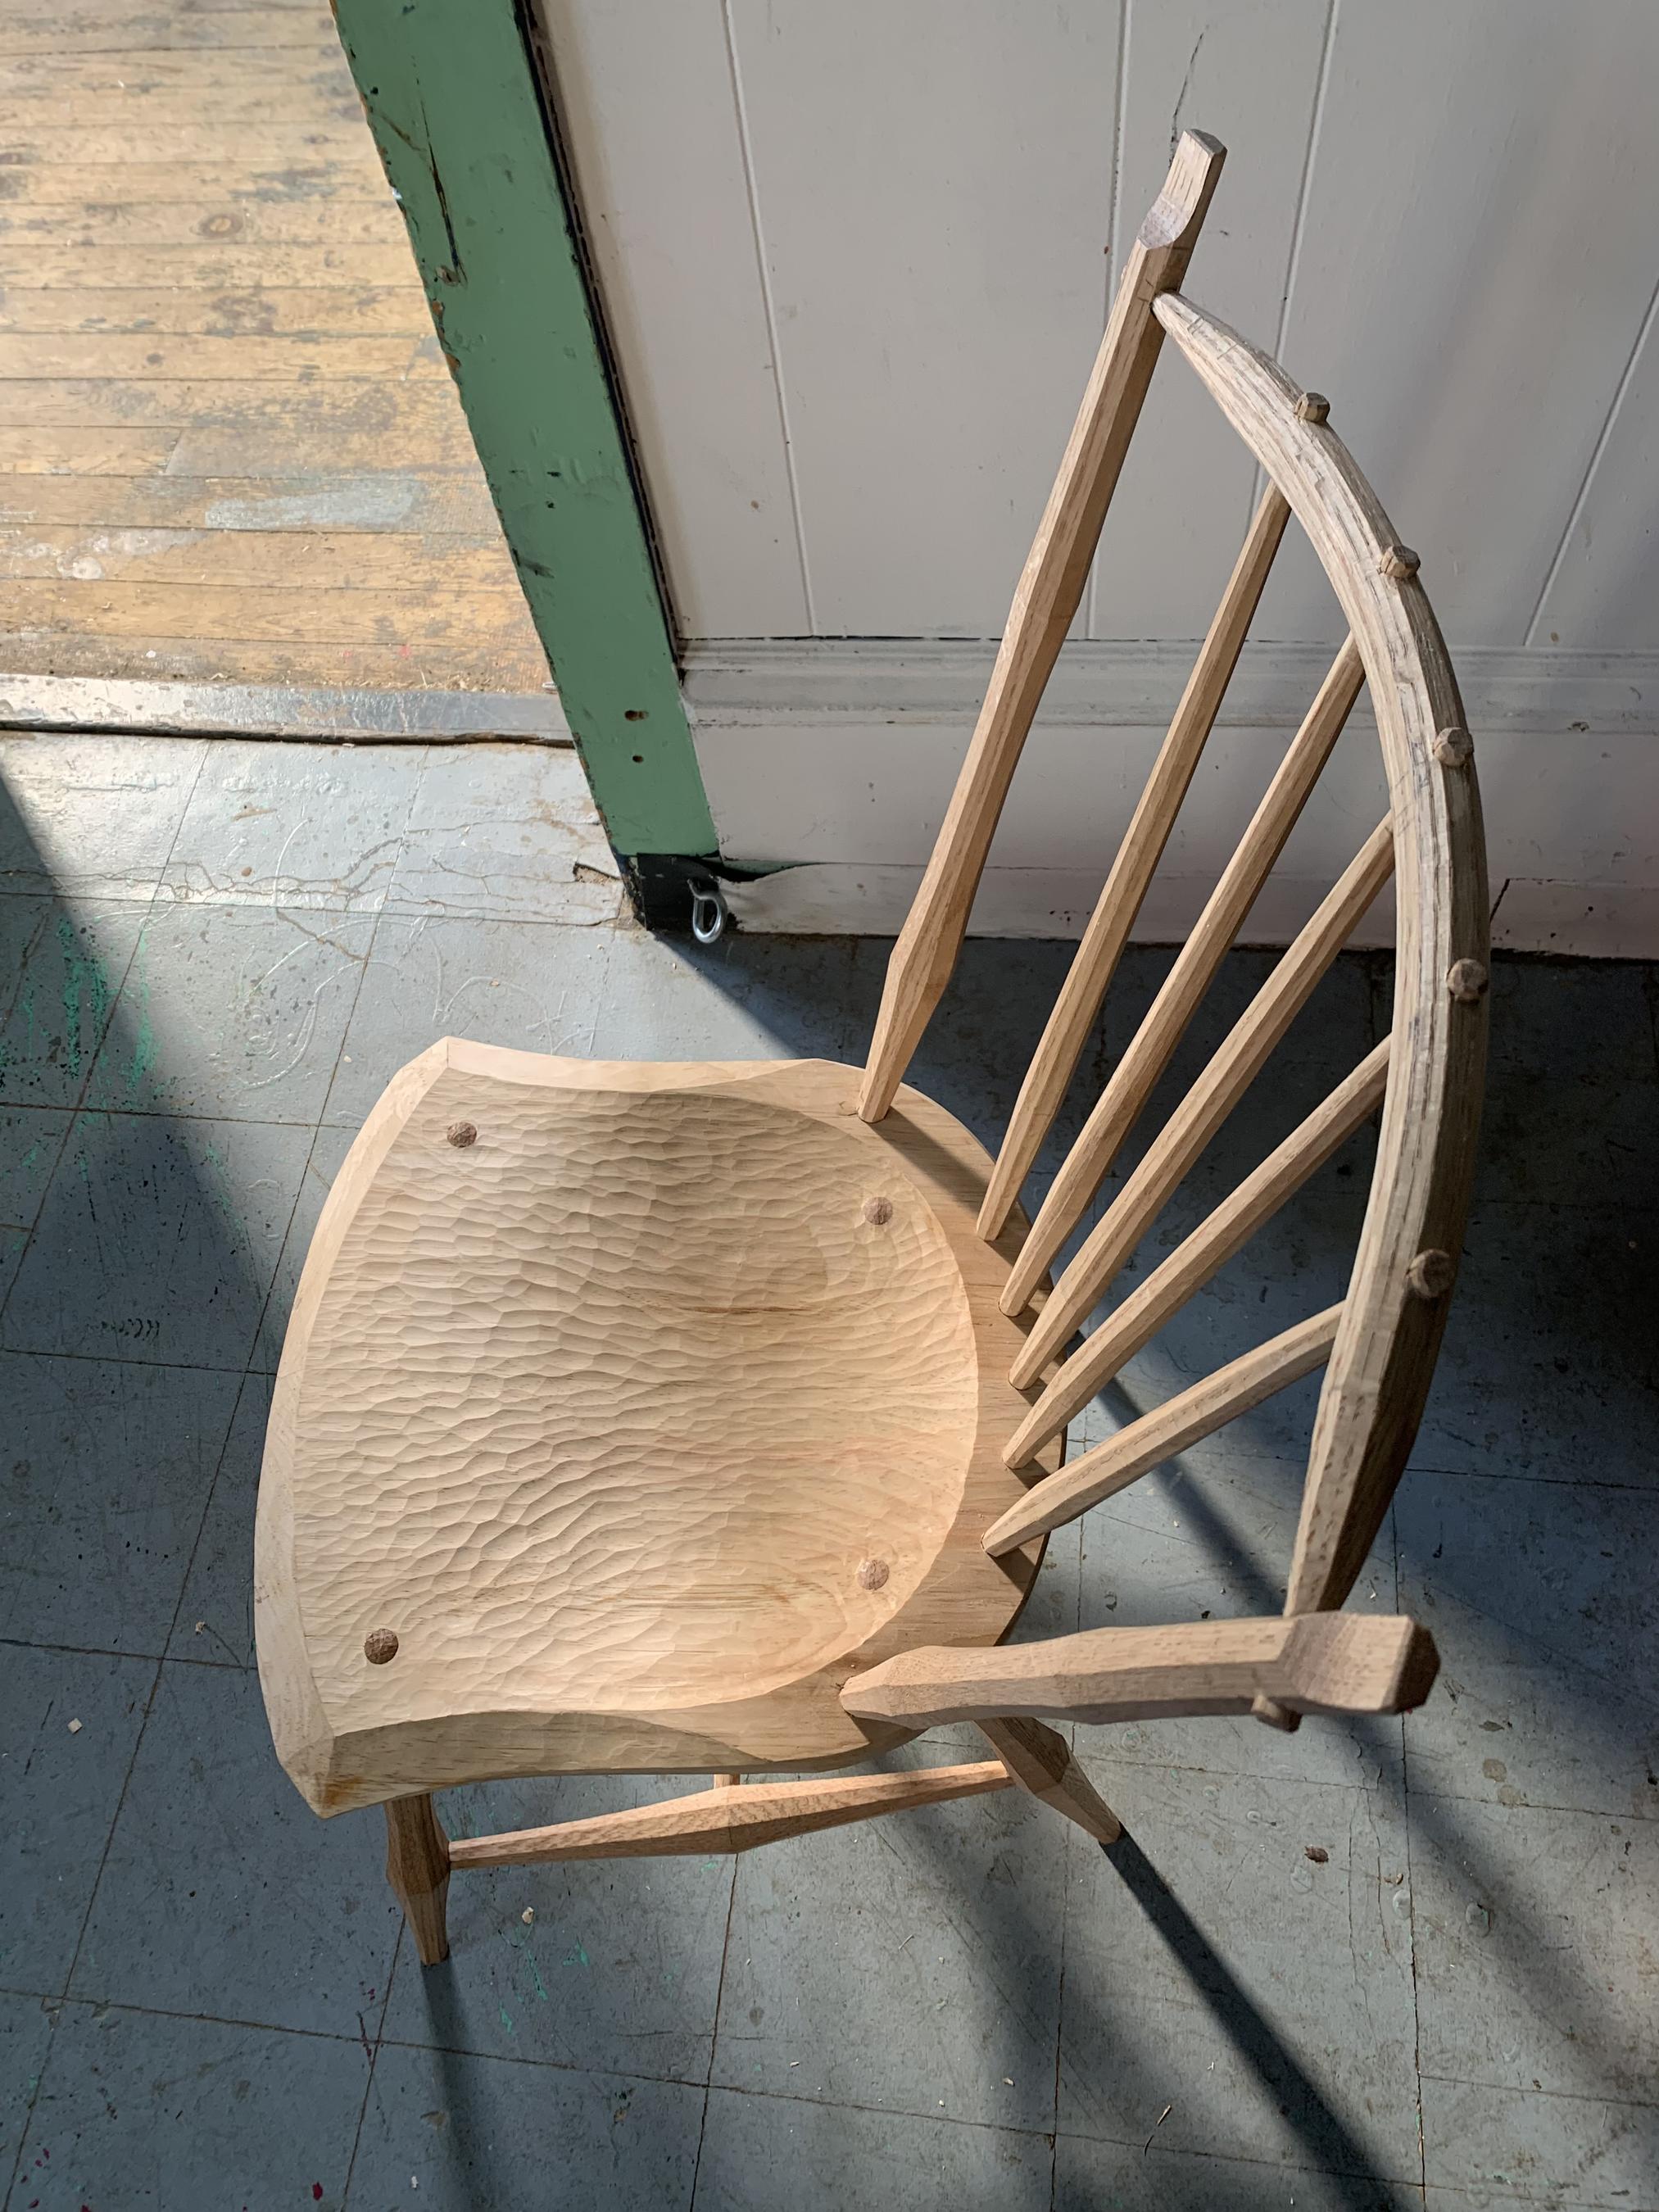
543,0 -> 1659,951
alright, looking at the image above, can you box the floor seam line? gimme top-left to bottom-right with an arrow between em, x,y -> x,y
339,1921 -> 403,2208
687,1831 -> 743,2211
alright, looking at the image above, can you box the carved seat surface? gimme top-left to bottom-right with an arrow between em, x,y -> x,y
257,1043 -> 1051,1813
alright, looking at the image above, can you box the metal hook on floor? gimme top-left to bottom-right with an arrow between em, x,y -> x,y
690,879 -> 728,945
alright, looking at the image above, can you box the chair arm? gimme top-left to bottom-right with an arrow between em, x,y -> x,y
841,1611 -> 1436,1729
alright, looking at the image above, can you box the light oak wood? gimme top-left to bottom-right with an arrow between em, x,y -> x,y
445,1765 -> 1013,1867
842,1614 -> 1439,1729
976,1717 -> 1122,1843
1151,293 -> 1489,1614
248,132 -> 1487,1937
857,133 -> 1225,1124
384,1793 -> 450,1967
1008,819 -> 1396,1378
1007,1041 -> 1389,1466
256,1047 -> 1056,1815
1251,1693 -> 1301,1733
976,484 -> 1292,1240
983,1304 -> 1344,1555
993,635 -> 1365,1276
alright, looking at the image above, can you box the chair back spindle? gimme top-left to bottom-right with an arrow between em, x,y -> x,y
858,132 -> 1227,1125
856,132 -> 1488,1697
977,481 -> 1294,1240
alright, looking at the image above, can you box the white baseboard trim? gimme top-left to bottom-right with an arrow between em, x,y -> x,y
685,636 -> 1659,732
687,639 -> 1659,955
723,863 -> 1657,958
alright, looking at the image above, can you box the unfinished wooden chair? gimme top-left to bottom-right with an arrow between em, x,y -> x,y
256,133 -> 1486,1965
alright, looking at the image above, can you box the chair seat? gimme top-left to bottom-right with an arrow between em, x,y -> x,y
256,1042 -> 1056,1814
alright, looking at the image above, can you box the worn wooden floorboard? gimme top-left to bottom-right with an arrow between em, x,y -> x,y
0,473 -> 502,534
0,202 -> 410,247
0,333 -> 446,379
0,0 -> 545,693
7,125 -> 383,163
0,525 -> 517,591
0,632 -> 535,688
0,160 -> 381,202
0,286 -> 436,335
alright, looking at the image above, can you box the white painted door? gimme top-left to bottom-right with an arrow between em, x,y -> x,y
542,0 -> 1659,953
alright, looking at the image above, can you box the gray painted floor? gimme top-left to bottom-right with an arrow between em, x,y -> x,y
1,735 -> 1654,2212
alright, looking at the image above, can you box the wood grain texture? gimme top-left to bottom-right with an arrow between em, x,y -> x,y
0,0 -> 542,691
976,483 -> 1291,1242
857,133 -> 1225,1124
992,633 -> 1365,1271
1006,1040 -> 1390,1466
0,474 -> 501,534
0,526 -> 514,591
446,1763 -> 1013,1867
0,334 -> 441,380
975,1716 -> 1121,1843
1008,818 -> 1396,1376
1154,293 -> 1489,1613
383,1793 -> 450,1965
256,1049 -> 1057,1815
1,579 -> 533,646
0,199 -> 409,247
841,1614 -> 1440,1729
982,1303 -> 1344,1556
0,285 -> 433,335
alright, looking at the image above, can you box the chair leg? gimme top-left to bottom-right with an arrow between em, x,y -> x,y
1250,1691 -> 1301,1733
977,1716 -> 1122,1845
384,1793 -> 451,1965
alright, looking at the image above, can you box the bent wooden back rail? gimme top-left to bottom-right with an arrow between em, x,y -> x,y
256,132 -> 1486,1965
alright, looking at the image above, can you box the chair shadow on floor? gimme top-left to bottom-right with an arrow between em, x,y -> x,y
1101,1830 -> 1392,2184
678,928 -> 1657,2199
0,759 -> 287,1562
0,762 -> 333,2188
664,931 -> 1413,2195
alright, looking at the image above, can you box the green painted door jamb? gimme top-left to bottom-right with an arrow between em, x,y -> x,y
329,0 -> 719,884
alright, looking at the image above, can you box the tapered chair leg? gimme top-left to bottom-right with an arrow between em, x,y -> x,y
977,1717 -> 1123,1844
384,1793 -> 451,1965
